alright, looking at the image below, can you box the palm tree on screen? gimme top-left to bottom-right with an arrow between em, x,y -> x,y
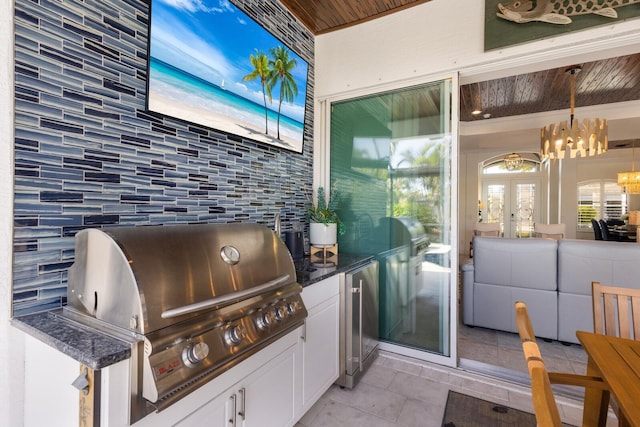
268,46 -> 298,140
243,49 -> 272,134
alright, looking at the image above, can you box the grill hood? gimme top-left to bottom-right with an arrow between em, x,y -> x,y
67,223 -> 297,335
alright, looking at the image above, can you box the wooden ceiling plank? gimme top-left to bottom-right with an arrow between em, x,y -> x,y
280,0 -> 431,35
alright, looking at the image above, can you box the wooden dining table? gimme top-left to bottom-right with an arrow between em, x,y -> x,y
577,331 -> 640,427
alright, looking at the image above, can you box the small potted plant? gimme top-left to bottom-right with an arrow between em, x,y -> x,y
307,183 -> 345,247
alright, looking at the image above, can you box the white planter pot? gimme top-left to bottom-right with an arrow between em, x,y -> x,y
309,222 -> 337,247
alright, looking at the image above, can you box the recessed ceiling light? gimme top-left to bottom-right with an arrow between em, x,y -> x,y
471,110 -> 482,115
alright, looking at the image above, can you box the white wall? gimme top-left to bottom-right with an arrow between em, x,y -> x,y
314,0 -> 640,254
1,1 -> 23,426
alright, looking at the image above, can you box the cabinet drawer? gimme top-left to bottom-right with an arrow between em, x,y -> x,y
302,275 -> 339,308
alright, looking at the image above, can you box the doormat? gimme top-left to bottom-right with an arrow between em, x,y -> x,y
441,390 -> 575,427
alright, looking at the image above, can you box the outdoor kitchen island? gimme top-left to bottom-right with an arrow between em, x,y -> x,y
12,248 -> 372,427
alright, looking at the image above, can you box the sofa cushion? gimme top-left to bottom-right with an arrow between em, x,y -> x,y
558,293 -> 593,344
474,237 -> 557,291
558,239 -> 640,295
473,283 -> 558,340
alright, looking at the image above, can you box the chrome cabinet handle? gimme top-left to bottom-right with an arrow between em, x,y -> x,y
229,393 -> 236,426
238,387 -> 246,421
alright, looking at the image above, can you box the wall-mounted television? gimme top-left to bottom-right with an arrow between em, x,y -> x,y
147,0 -> 309,153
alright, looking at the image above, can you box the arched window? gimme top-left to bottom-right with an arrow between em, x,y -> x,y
577,180 -> 628,229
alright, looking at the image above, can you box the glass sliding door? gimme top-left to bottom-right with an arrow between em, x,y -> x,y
329,79 -> 455,365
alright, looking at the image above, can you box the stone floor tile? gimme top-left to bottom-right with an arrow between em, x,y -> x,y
381,356 -> 422,376
458,339 -> 499,363
296,394 -> 331,427
395,397 -> 447,427
419,365 -> 465,387
458,324 -> 499,345
387,371 -> 449,403
305,399 -> 397,427
300,324 -> 599,426
360,361 -> 398,389
497,345 -> 528,373
496,330 -> 521,350
325,382 -> 406,422
456,377 -> 510,402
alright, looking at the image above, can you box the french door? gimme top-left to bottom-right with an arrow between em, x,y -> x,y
482,177 -> 540,238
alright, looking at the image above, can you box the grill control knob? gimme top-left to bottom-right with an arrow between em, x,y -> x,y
255,311 -> 272,330
286,301 -> 298,316
273,305 -> 286,322
183,342 -> 209,366
224,324 -> 245,346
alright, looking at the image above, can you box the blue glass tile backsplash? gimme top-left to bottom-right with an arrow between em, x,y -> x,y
12,0 -> 315,316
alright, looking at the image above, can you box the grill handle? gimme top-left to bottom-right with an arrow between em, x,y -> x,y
161,274 -> 291,319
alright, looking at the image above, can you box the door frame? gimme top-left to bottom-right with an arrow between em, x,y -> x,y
318,71 -> 459,368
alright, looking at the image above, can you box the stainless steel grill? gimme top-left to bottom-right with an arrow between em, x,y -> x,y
64,222 -> 307,424
378,216 -> 430,256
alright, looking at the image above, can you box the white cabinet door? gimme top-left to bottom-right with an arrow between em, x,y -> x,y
242,341 -> 297,427
174,337 -> 298,427
103,329 -> 300,427
174,391 -> 233,427
300,275 -> 340,413
23,335 -> 80,427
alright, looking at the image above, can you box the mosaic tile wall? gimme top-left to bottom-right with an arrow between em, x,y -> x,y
12,0 -> 315,316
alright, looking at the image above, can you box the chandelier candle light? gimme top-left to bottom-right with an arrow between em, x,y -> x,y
618,141 -> 640,194
540,65 -> 608,160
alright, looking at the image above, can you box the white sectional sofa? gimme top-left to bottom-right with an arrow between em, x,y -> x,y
461,236 -> 640,344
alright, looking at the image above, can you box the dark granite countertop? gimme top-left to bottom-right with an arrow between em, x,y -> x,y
294,253 -> 374,286
12,309 -> 132,370
11,254 -> 373,371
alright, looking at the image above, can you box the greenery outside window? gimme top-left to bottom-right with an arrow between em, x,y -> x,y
577,180 -> 627,229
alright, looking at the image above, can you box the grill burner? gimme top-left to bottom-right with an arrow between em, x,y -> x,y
64,223 -> 307,424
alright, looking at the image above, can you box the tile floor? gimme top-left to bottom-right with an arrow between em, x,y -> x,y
296,327 -> 619,427
457,323 -> 589,382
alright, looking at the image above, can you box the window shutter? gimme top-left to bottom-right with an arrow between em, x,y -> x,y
577,180 -> 627,229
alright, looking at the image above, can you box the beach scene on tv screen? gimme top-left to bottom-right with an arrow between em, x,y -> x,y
147,0 -> 309,153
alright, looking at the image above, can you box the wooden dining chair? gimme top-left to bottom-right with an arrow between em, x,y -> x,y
533,223 -> 566,240
515,301 -> 609,427
473,222 -> 500,237
592,281 -> 640,340
591,281 -> 640,423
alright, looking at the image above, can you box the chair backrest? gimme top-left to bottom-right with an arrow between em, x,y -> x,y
599,219 -> 612,241
515,302 -> 562,427
515,301 -> 536,343
592,281 -> 640,340
533,223 -> 566,240
591,218 -> 603,240
473,222 -> 500,237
